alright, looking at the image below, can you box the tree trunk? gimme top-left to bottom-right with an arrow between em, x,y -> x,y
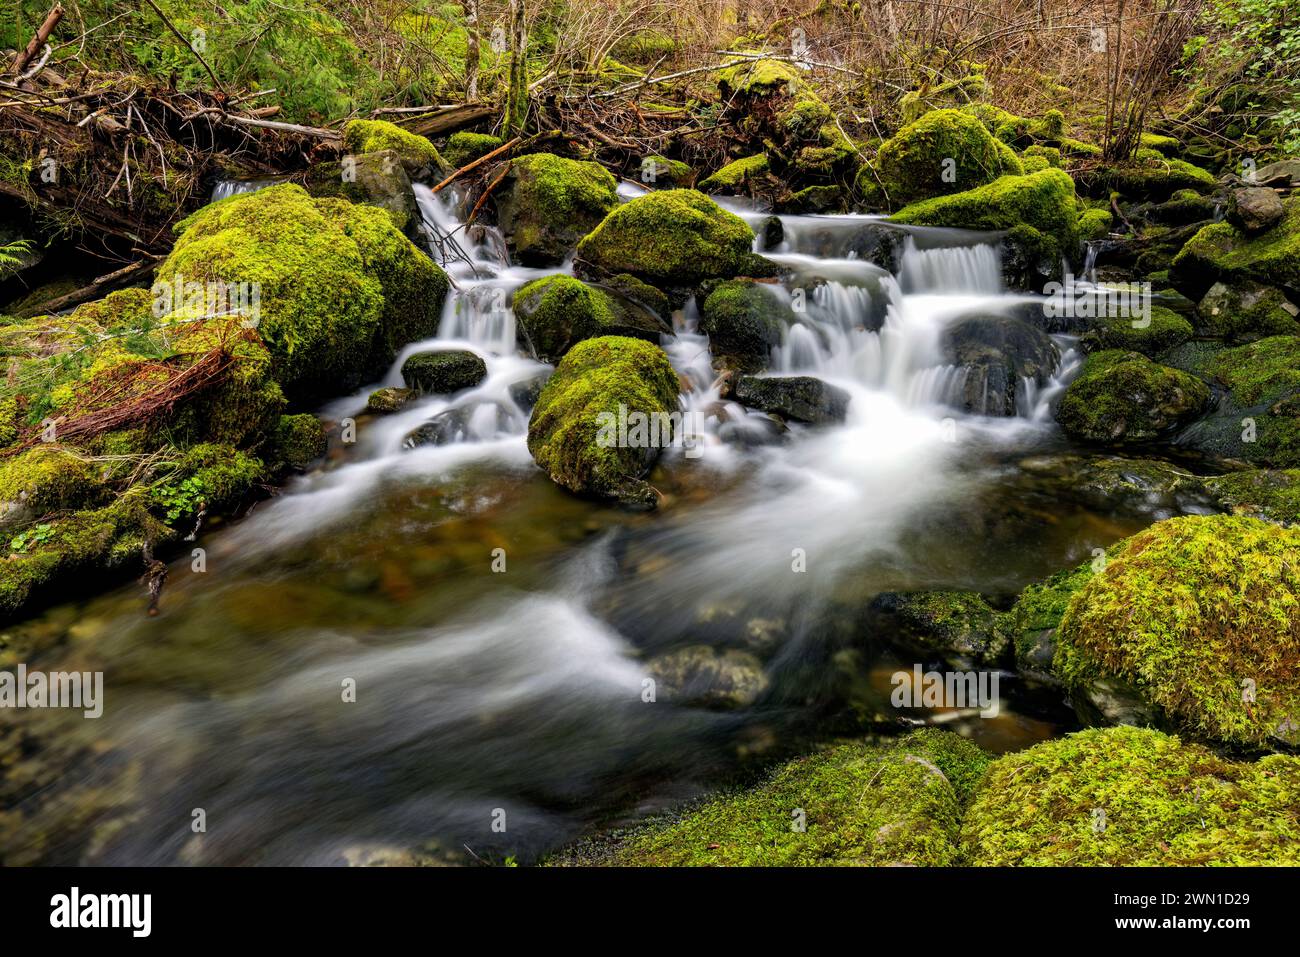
462,0 -> 480,102
504,0 -> 528,136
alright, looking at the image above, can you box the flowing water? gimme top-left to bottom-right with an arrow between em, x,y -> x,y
2,185 -> 1188,866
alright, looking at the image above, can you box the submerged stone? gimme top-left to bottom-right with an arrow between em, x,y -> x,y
734,375 -> 849,424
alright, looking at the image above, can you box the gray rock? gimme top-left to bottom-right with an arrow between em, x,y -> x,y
1226,186 -> 1284,235
367,387 -> 417,414
940,314 -> 1058,416
646,646 -> 769,710
734,375 -> 850,424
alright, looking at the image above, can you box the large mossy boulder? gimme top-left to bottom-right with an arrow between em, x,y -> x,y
872,108 -> 1023,207
1055,515 -> 1300,747
556,729 -> 990,866
891,168 -> 1078,263
575,189 -> 755,288
1055,350 -> 1210,444
699,279 -> 793,370
495,153 -> 619,266
1076,153 -> 1217,202
441,131 -> 504,169
526,336 -> 680,509
1176,335 -> 1300,468
162,183 -> 448,402
963,726 -> 1300,865
1078,304 -> 1194,357
341,119 -> 444,176
1170,199 -> 1300,301
940,314 -> 1058,416
511,275 -> 667,363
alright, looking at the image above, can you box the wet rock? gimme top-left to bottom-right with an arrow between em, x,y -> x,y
734,375 -> 850,425
1227,186 -> 1284,235
645,645 -> 769,709
1254,158 -> 1300,188
403,402 -> 510,448
304,149 -> 421,240
1170,197 -> 1300,301
867,590 -> 1012,664
845,223 -> 906,274
1203,468 -> 1300,526
1078,304 -> 1194,357
759,215 -> 784,251
940,315 -> 1058,416
400,350 -> 487,394
512,275 -> 668,363
507,372 -> 552,411
367,387 -> 417,414
699,279 -> 792,371
1016,454 -> 1210,515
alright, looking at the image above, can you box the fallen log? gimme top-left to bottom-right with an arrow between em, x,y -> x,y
15,257 -> 160,318
8,3 -> 64,75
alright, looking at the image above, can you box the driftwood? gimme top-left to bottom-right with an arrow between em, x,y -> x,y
404,103 -> 496,137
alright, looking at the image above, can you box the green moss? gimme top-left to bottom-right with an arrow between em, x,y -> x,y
400,350 -> 487,393
1171,200 -> 1300,301
582,730 -> 989,866
1055,349 -> 1210,443
511,275 -> 663,363
271,414 -> 327,470
639,155 -> 693,188
1009,561 -> 1096,670
1139,132 -> 1182,155
717,58 -> 802,96
442,131 -> 504,169
891,168 -> 1078,252
1055,515 -> 1300,747
874,108 -> 1023,207
1195,282 -> 1299,342
148,444 -> 265,523
1024,145 -> 1063,169
1080,304 -> 1193,356
342,119 -> 443,173
1082,155 -> 1216,200
699,279 -> 791,367
576,189 -> 754,286
0,491 -> 174,618
612,28 -> 677,63
1059,137 -> 1103,158
497,153 -> 619,266
1205,335 -> 1300,406
873,590 -> 1012,662
1205,469 -> 1300,526
1077,206 -> 1113,241
526,336 -> 680,508
161,183 -> 444,402
0,448 -> 99,512
699,154 -> 769,193
964,726 -> 1300,865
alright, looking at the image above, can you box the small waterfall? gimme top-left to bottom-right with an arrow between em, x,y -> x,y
898,238 -> 1002,294
209,177 -> 281,204
1019,339 -> 1082,421
1081,242 -> 1100,284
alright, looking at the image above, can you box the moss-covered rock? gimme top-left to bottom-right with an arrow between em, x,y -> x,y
1055,350 -> 1211,444
400,350 -> 487,394
366,386 -> 417,415
163,183 -> 447,402
303,150 -> 419,237
699,279 -> 791,370
341,119 -> 443,175
1195,281 -> 1299,342
699,154 -> 770,194
442,131 -> 504,169
1176,335 -> 1300,468
940,314 -> 1059,415
1079,304 -> 1194,356
637,155 -> 693,189
511,275 -> 667,363
963,726 -> 1300,865
868,590 -> 1012,664
1077,206 -> 1113,241
1204,469 -> 1300,526
526,336 -> 680,508
891,169 -> 1078,257
873,108 -> 1023,207
562,729 -> 990,866
1077,154 -> 1216,201
1170,199 -> 1300,301
1055,515 -> 1300,747
575,189 -> 754,288
1009,561 -> 1096,675
0,448 -> 99,513
271,414 -> 327,470
495,153 -> 619,266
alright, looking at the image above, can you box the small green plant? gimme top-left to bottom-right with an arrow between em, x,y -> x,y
10,523 -> 54,553
151,475 -> 209,523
